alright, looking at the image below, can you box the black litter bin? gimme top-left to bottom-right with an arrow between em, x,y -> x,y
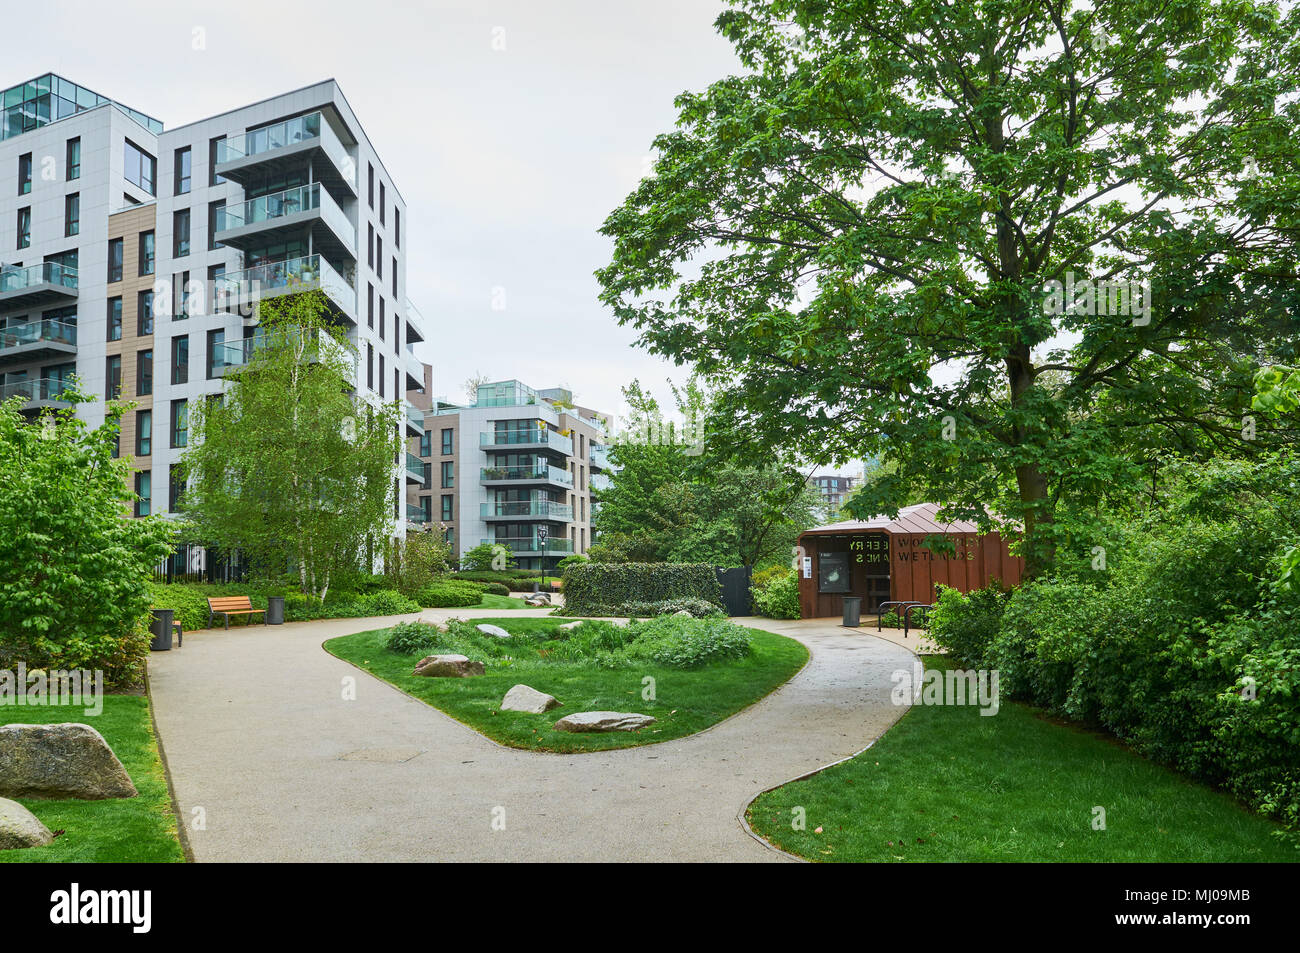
842,596 -> 862,628
266,595 -> 285,625
149,609 -> 175,651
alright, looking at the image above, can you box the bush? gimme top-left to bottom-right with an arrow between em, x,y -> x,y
385,621 -> 443,654
751,571 -> 800,619
562,563 -> 723,616
461,542 -> 517,572
359,589 -> 421,616
751,563 -> 791,592
451,571 -> 542,592
624,615 -> 753,668
416,580 -> 485,608
479,582 -> 511,596
147,581 -> 214,632
926,584 -> 1008,667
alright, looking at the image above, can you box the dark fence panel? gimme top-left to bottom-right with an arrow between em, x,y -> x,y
154,544 -> 246,584
715,566 -> 753,616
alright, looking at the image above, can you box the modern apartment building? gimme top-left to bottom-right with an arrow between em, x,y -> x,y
812,473 -> 858,520
411,379 -> 613,571
0,73 -> 427,539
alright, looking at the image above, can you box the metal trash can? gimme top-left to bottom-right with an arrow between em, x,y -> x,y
266,595 -> 285,625
842,596 -> 862,628
149,609 -> 175,651
531,582 -> 540,594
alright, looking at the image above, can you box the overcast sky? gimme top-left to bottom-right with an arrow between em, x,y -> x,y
14,0 -> 740,417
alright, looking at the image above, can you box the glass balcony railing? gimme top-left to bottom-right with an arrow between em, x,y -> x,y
404,401 -> 424,434
480,463 -> 574,486
406,502 -> 431,524
590,444 -> 612,471
479,536 -> 574,555
215,183 -> 357,253
480,429 -> 573,455
404,298 -> 428,342
0,319 -> 77,352
0,262 -> 78,295
207,328 -> 357,379
406,452 -> 426,484
214,254 -> 355,318
590,472 -> 612,492
0,376 -> 74,403
215,111 -> 356,190
479,500 -> 574,520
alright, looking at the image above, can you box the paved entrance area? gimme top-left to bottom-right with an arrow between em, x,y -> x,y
148,610 -> 916,862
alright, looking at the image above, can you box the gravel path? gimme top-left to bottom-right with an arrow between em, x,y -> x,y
148,610 -> 916,862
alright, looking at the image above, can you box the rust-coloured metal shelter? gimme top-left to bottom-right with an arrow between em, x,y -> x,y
796,503 -> 1023,619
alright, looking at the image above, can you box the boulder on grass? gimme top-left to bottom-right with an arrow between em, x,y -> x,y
553,711 -> 656,733
0,723 -> 138,800
557,621 -> 583,631
476,624 -> 511,639
0,798 -> 53,850
412,654 -> 485,678
500,684 -> 561,714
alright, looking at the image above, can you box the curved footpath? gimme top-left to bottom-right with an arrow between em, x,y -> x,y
147,609 -> 917,862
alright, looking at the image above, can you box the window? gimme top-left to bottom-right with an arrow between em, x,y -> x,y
209,137 -> 226,186
174,146 -> 191,194
208,200 -> 224,249
377,236 -> 383,279
105,355 -> 121,400
418,430 -> 432,457
173,209 -> 190,257
64,193 -> 79,236
368,163 -> 374,208
16,206 -> 29,249
393,311 -> 400,354
395,207 -> 400,249
367,284 -> 374,328
441,428 -> 453,455
134,471 -> 151,517
169,465 -> 185,512
139,231 -> 155,276
107,238 -> 123,282
366,343 -> 373,389
107,297 -> 122,341
380,182 -> 386,224
206,328 -> 224,378
379,297 -> 385,340
422,463 -> 431,489
392,259 -> 397,298
137,349 -> 153,396
136,410 -> 152,457
444,526 -> 455,548
66,138 -> 80,180
138,290 -> 154,335
18,153 -> 31,194
170,399 -> 188,448
367,223 -> 374,268
208,264 -> 225,313
171,334 -> 188,385
379,355 -> 385,397
174,272 -> 190,320
124,139 -> 157,194
441,461 -> 454,488
441,494 -> 453,521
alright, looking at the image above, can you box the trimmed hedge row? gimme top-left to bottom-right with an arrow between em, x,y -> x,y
562,563 -> 723,616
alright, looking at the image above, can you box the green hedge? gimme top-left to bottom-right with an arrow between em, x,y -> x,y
416,580 -> 485,608
451,571 -> 547,592
562,563 -> 722,616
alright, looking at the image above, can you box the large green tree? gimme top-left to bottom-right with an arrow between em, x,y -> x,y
593,380 -> 822,566
183,291 -> 403,599
598,0 -> 1300,575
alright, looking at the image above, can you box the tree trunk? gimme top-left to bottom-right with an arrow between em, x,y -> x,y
1006,344 -> 1054,577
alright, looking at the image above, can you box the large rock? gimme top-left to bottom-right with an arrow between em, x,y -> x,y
557,621 -> 584,631
412,654 -> 484,678
476,624 -> 511,639
500,684 -> 561,714
0,798 -> 53,850
553,711 -> 657,733
0,723 -> 137,800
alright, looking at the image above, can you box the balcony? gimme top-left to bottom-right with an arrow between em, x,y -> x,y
480,500 -> 574,521
214,254 -> 356,324
480,536 -> 574,556
214,183 -> 356,262
406,502 -> 431,525
0,318 -> 77,368
0,376 -> 73,410
590,472 -> 612,492
214,111 -> 356,197
404,400 -> 424,438
0,263 -> 78,311
590,444 -> 613,472
480,463 -> 573,488
405,298 -> 427,343
404,347 -> 424,393
208,327 -> 358,382
480,428 -> 573,456
405,452 -> 426,486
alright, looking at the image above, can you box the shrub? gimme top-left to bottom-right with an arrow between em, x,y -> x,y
625,615 -> 753,668
751,563 -> 791,592
360,589 -> 421,615
147,581 -> 214,632
926,584 -> 1008,668
461,542 -> 517,572
416,580 -> 485,608
451,571 -> 541,591
479,582 -> 511,596
751,571 -> 800,619
385,621 -> 443,654
562,563 -> 723,616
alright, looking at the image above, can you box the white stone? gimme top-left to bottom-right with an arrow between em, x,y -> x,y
500,684 -> 561,714
476,624 -> 511,639
0,797 -> 54,850
553,711 -> 657,733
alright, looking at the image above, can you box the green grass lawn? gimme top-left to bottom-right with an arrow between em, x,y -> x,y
0,695 -> 185,863
325,617 -> 808,753
747,657 -> 1296,862
476,593 -> 530,609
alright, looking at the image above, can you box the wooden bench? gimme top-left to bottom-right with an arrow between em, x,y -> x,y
207,596 -> 267,629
